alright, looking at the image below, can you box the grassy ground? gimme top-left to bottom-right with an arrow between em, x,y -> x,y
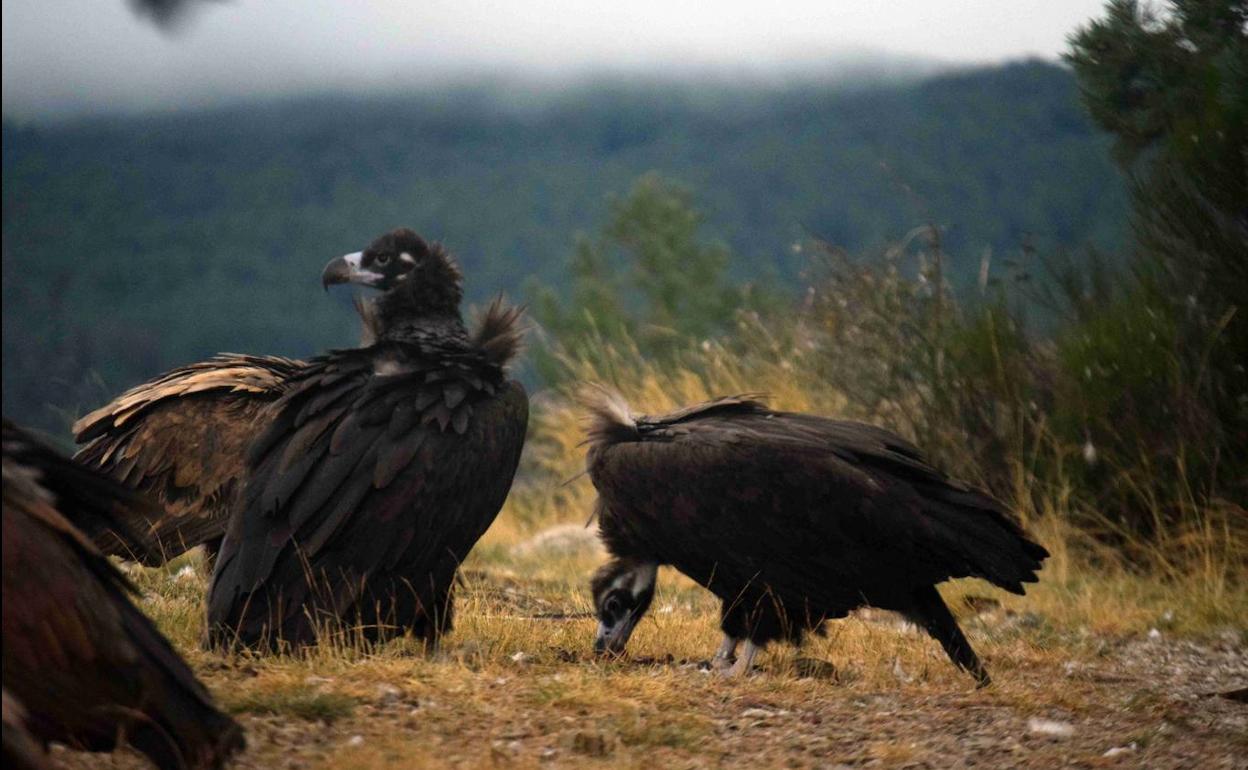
50,357 -> 1248,769
49,493 -> 1248,770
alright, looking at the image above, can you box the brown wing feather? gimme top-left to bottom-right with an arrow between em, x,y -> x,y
73,354 -> 303,564
2,422 -> 244,770
3,689 -> 50,770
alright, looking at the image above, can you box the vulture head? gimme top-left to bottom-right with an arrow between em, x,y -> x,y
323,228 -> 466,338
590,557 -> 657,656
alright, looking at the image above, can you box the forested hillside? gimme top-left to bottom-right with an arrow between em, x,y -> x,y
2,60 -> 1127,434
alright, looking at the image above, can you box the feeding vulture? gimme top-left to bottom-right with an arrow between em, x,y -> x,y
74,354 -> 305,565
1,420 -> 245,769
584,390 -> 1049,686
205,228 -> 528,651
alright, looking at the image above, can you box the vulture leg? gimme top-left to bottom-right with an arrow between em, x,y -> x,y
722,639 -> 761,677
201,536 -> 223,566
905,585 -> 991,687
710,634 -> 739,670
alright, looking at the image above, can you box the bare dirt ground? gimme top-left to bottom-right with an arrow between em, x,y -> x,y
47,554 -> 1248,770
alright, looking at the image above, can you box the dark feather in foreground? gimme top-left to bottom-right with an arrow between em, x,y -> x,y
2,420 -> 244,769
206,229 -> 529,651
584,391 -> 1048,685
73,354 -> 304,565
2,690 -> 49,770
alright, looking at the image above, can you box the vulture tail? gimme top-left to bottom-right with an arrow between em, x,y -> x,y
97,509 -> 225,567
905,584 -> 991,687
915,485 -> 1049,596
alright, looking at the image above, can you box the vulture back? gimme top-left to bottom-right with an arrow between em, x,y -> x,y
2,420 -> 245,770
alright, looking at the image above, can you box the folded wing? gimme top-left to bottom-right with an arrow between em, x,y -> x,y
73,353 -> 304,564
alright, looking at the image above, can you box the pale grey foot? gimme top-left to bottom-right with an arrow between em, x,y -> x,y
710,634 -> 740,671
722,639 -> 761,677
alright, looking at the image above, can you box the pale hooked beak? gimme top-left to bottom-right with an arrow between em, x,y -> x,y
594,612 -> 641,657
321,251 -> 383,291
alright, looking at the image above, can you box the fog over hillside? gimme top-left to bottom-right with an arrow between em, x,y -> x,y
2,0 -> 1107,119
2,60 -> 1128,437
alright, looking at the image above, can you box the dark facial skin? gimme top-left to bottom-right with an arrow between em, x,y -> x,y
321,229 -> 432,292
591,559 -> 657,655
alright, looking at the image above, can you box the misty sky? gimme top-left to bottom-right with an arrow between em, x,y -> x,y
3,1 -> 1109,118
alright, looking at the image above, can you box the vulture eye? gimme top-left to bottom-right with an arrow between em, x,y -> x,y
603,595 -> 623,619
377,254 -> 392,266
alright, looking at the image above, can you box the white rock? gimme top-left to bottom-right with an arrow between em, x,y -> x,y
375,683 -> 403,704
891,658 -> 913,683
510,651 -> 528,663
741,708 -> 774,718
1027,718 -> 1075,738
510,524 -> 605,559
1148,628 -> 1162,640
1103,743 -> 1137,757
347,735 -> 365,747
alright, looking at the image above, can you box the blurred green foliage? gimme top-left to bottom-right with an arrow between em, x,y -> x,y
2,61 -> 1127,435
530,173 -> 781,379
1063,0 -> 1247,525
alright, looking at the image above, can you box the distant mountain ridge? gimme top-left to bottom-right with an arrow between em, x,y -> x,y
2,60 -> 1127,435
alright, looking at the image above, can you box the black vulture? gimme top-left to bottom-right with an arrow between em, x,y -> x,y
1,420 -> 245,769
583,390 -> 1048,686
73,355 -> 305,565
205,228 -> 528,651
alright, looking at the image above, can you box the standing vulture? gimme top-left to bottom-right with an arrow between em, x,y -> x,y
205,228 -> 528,651
1,420 -> 245,769
584,391 -> 1048,686
73,355 -> 304,565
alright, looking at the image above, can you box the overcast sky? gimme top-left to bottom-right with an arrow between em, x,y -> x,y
2,0 -> 1109,118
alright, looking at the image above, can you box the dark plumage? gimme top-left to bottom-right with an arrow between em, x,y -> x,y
1,420 -> 244,769
206,229 -> 528,651
3,690 -> 50,770
584,390 -> 1048,685
73,354 -> 304,565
